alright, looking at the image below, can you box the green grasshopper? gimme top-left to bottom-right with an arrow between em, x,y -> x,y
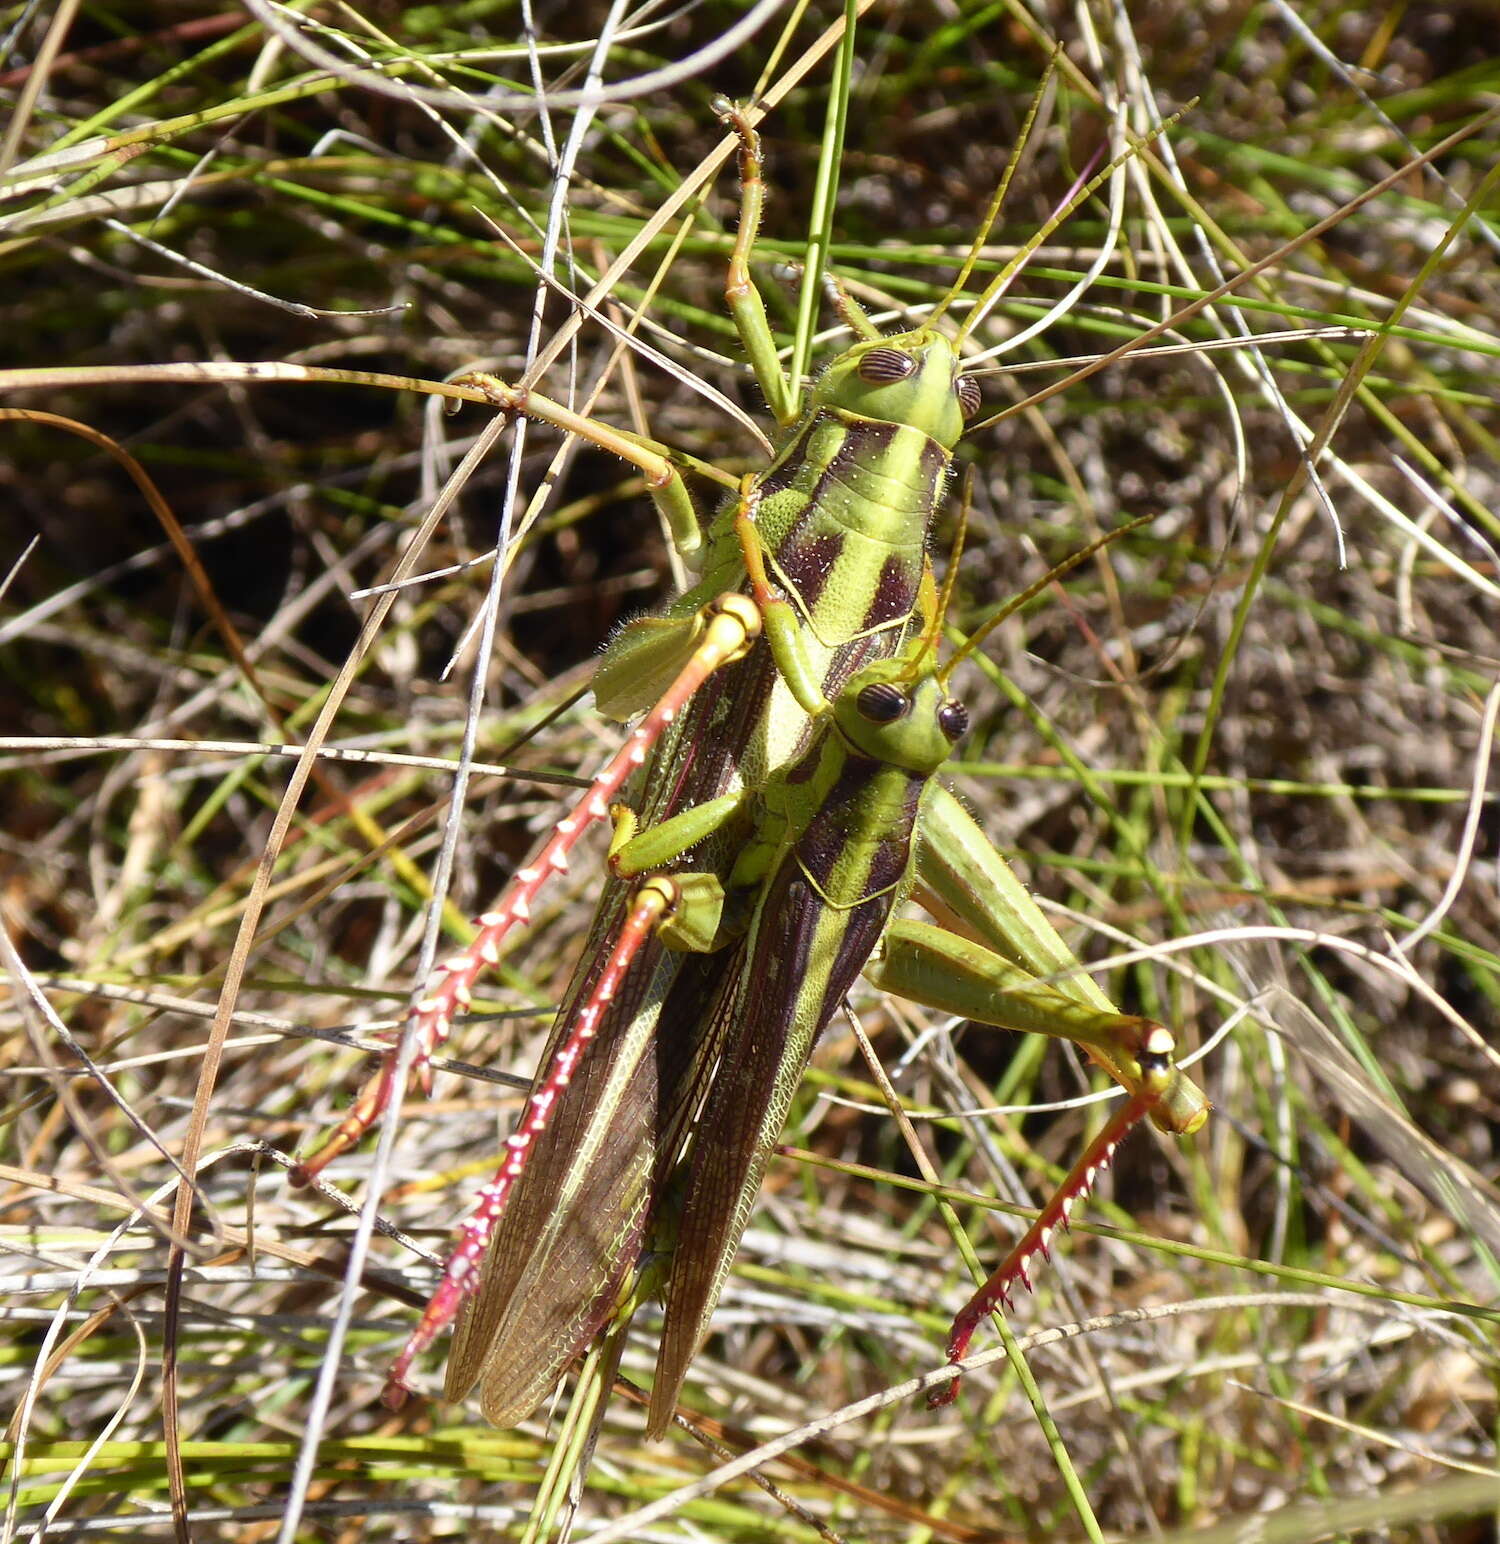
364,514 -> 1196,1437
291,101 -> 1208,1430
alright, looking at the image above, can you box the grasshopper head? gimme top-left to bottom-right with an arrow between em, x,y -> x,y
811,330 -> 980,451
834,658 -> 968,774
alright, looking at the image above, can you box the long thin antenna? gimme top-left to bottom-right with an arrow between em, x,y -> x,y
939,515 -> 1152,688
924,47 -> 1062,330
953,109 -> 1190,348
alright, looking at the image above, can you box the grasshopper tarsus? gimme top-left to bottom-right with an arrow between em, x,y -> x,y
288,1051 -> 404,1187
927,1375 -> 961,1411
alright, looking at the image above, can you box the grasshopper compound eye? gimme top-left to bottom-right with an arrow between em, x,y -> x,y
855,680 -> 910,723
856,346 -> 919,384
938,699 -> 969,743
955,374 -> 982,420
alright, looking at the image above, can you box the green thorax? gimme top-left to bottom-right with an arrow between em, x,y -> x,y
695,328 -> 968,617
703,330 -> 968,775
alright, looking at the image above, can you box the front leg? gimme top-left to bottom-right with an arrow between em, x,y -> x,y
454,370 -> 716,558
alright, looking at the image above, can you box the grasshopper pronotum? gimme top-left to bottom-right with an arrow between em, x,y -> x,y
293,100 -> 1208,1433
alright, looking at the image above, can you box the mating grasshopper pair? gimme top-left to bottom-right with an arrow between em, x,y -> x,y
293,101 -> 1209,1436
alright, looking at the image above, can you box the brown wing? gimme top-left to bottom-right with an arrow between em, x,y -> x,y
647,859 -> 896,1436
